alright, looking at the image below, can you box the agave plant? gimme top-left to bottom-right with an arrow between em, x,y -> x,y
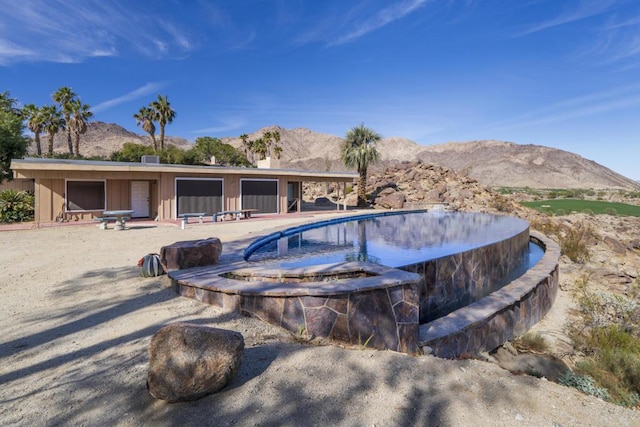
0,189 -> 34,223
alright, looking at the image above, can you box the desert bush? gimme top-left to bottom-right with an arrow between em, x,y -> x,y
529,219 -> 592,262
605,208 -> 617,215
513,332 -> 548,353
490,195 -> 513,212
567,276 -> 640,406
0,189 -> 34,223
559,223 -> 592,263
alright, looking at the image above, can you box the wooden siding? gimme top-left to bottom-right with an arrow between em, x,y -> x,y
0,179 -> 34,192
12,160 -> 356,223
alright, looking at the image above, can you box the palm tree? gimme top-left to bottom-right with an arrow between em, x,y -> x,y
150,95 -> 176,151
68,100 -> 93,156
0,91 -> 19,114
22,104 -> 46,156
52,86 -> 77,155
41,105 -> 64,156
341,124 -> 381,207
134,106 -> 158,152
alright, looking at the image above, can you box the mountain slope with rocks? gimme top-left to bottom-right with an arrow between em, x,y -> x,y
32,121 -> 190,158
414,140 -> 638,190
34,122 -> 639,190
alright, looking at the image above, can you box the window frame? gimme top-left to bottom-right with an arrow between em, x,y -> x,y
65,179 -> 107,212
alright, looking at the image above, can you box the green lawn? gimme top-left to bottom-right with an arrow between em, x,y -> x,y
521,199 -> 640,217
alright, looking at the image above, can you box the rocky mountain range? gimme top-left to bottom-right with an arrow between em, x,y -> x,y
35,121 -> 639,190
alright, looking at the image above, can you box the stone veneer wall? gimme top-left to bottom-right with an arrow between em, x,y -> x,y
418,231 -> 560,358
399,228 -> 530,323
171,263 -> 422,354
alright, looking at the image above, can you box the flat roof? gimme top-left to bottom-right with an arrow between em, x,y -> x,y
11,158 -> 358,181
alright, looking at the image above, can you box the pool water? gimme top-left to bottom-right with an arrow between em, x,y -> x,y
248,211 -> 540,269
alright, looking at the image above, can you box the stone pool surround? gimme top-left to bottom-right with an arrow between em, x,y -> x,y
167,214 -> 559,357
419,232 -> 559,358
170,262 -> 422,354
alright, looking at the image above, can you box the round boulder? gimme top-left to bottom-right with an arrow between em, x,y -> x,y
147,323 -> 244,402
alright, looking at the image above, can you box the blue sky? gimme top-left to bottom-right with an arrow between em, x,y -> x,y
1,0 -> 639,180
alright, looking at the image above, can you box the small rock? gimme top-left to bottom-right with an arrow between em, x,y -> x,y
603,236 -> 627,255
421,346 -> 433,354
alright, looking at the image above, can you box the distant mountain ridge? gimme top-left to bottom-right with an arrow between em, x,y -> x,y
35,121 -> 640,190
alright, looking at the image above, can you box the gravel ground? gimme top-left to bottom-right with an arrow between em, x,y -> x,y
1,214 -> 638,427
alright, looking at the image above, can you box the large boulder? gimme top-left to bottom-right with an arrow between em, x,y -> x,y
147,323 -> 244,402
377,191 -> 406,209
160,237 -> 222,271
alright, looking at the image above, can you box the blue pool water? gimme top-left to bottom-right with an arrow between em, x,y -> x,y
246,211 -> 542,269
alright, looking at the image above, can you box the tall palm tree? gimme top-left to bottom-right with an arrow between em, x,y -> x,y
150,94 -> 176,151
52,86 -> 77,155
41,105 -> 64,156
341,124 -> 381,208
68,100 -> 93,156
0,91 -> 19,114
134,106 -> 158,152
22,104 -> 46,156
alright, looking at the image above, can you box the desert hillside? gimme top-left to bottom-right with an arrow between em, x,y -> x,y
31,122 -> 639,190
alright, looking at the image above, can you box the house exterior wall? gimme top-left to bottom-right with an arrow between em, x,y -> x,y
0,178 -> 34,192
11,159 -> 357,224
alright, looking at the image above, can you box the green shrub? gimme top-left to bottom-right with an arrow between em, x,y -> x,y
0,189 -> 34,223
605,208 -> 617,215
558,371 -> 610,401
568,276 -> 640,406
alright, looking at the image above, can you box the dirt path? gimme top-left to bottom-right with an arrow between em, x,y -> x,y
0,216 -> 638,426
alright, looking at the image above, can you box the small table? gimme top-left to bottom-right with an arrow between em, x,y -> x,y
103,210 -> 134,231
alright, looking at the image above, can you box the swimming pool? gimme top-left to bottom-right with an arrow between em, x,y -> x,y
246,210 -> 538,269
168,210 -> 559,356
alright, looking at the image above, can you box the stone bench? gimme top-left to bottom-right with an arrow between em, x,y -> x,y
213,209 -> 257,222
94,216 -> 129,230
178,213 -> 206,229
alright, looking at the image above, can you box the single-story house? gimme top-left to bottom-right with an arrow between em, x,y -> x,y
10,157 -> 358,224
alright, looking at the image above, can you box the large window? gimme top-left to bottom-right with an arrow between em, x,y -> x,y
241,179 -> 278,214
176,178 -> 223,215
66,180 -> 106,211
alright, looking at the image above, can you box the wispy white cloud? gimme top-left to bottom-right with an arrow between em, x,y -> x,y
330,0 -> 428,46
92,82 -> 168,113
0,0 -> 196,65
516,0 -> 617,37
587,12 -> 640,66
296,0 -> 429,47
494,83 -> 640,130
192,116 -> 249,134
